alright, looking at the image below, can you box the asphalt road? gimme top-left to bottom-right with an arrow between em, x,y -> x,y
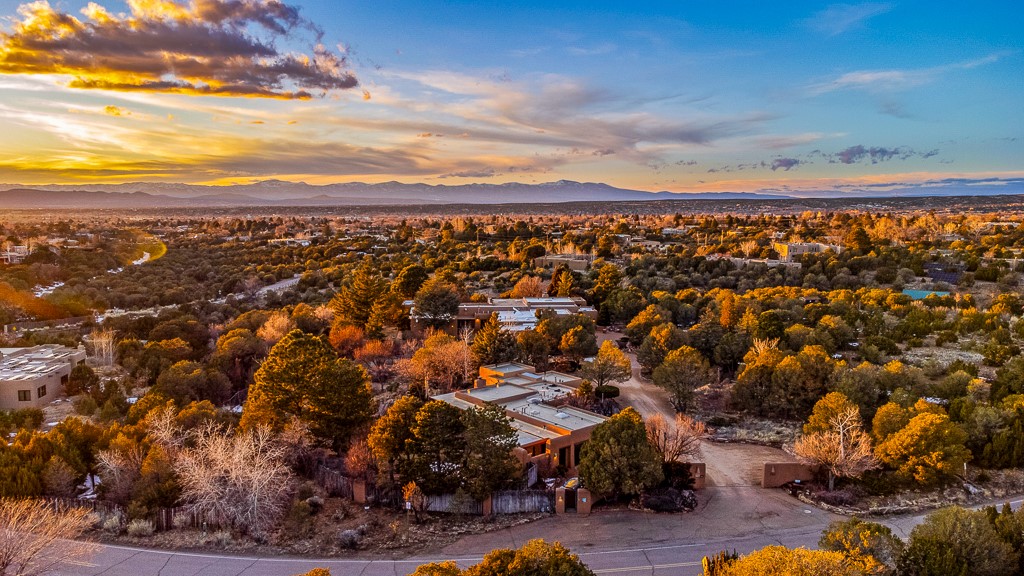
58,497 -> 1024,576
57,524 -> 832,576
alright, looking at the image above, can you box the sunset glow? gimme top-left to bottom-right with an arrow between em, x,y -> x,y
0,0 -> 1020,195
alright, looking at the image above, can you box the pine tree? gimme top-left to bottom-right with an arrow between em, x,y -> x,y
330,258 -> 386,329
241,330 -> 374,452
471,313 -> 519,367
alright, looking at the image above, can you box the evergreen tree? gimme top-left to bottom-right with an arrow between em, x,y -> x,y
241,330 -> 374,452
652,345 -> 712,412
412,277 -> 461,330
461,405 -> 521,500
471,313 -> 520,367
578,407 -> 662,500
330,258 -> 386,329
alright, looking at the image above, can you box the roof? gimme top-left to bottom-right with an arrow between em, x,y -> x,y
0,345 -> 79,382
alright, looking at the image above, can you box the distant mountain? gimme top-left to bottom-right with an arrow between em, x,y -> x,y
0,180 -> 790,208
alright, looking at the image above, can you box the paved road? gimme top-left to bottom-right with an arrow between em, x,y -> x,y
60,496 -> 1024,576
58,523 -> 829,576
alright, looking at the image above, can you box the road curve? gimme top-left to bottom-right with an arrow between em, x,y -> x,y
60,497 -> 1024,576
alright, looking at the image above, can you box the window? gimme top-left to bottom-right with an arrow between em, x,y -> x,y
37,385 -> 47,398
17,390 -> 30,402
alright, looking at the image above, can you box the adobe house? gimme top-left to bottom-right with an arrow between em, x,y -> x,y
433,362 -> 606,475
0,344 -> 87,410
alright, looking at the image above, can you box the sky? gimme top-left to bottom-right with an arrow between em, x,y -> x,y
0,0 -> 1020,195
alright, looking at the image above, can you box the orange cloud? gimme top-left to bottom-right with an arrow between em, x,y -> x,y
0,0 -> 358,99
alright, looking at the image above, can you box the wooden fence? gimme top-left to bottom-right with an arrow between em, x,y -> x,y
491,490 -> 554,514
314,465 -> 354,499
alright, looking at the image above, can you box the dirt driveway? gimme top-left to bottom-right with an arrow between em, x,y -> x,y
597,330 -> 797,488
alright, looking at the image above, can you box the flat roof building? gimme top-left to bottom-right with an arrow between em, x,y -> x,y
0,345 -> 87,410
434,363 -> 606,474
411,296 -> 597,336
773,241 -> 843,263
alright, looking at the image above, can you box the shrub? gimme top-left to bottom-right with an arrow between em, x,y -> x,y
102,514 -> 124,534
73,396 -> 98,416
201,530 -> 233,547
640,487 -> 697,512
814,488 -> 859,507
594,385 -> 620,399
338,529 -> 362,549
126,519 -> 155,537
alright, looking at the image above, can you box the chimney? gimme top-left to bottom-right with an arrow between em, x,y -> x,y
475,377 -> 487,389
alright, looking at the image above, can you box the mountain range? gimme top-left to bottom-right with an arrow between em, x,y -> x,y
0,178 -> 1022,208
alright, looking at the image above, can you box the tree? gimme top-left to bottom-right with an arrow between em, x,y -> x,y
368,396 -> 423,482
66,364 -> 99,397
652,346 -> 712,412
517,329 -> 550,370
176,425 -> 293,536
471,314 -> 520,367
794,403 -> 878,491
395,264 -> 429,298
241,330 -> 374,452
461,405 -> 522,500
412,277 -> 461,330
90,329 -> 116,367
637,323 -> 686,374
578,407 -> 662,500
805,393 -> 859,435
898,507 -> 1018,576
330,258 -> 386,328
407,332 -> 474,393
328,323 -> 365,357
625,305 -> 673,345
0,498 -> 94,576
553,269 -> 576,297
819,518 -> 903,576
509,275 -> 544,298
718,546 -> 873,576
739,240 -> 759,259
645,413 -> 705,463
875,411 -> 970,487
406,401 -> 466,494
153,360 -> 231,405
591,263 -> 623,304
581,341 -> 631,389
560,325 -> 597,364
212,328 -> 264,386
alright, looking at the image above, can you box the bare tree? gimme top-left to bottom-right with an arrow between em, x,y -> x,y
646,413 -> 706,463
89,329 -> 116,367
509,275 -> 544,298
739,240 -> 759,259
96,441 -> 146,505
256,311 -> 295,345
0,498 -> 95,576
176,425 -> 294,535
793,406 -> 878,491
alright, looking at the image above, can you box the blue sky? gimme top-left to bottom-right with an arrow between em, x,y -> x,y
0,0 -> 1020,194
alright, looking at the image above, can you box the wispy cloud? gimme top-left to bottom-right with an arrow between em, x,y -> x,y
567,43 -> 617,56
808,51 -> 1011,95
805,3 -> 893,36
0,0 -> 358,99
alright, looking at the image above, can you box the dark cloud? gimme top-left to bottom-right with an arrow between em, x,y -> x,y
833,145 -> 922,164
770,158 -> 801,171
0,0 -> 357,99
